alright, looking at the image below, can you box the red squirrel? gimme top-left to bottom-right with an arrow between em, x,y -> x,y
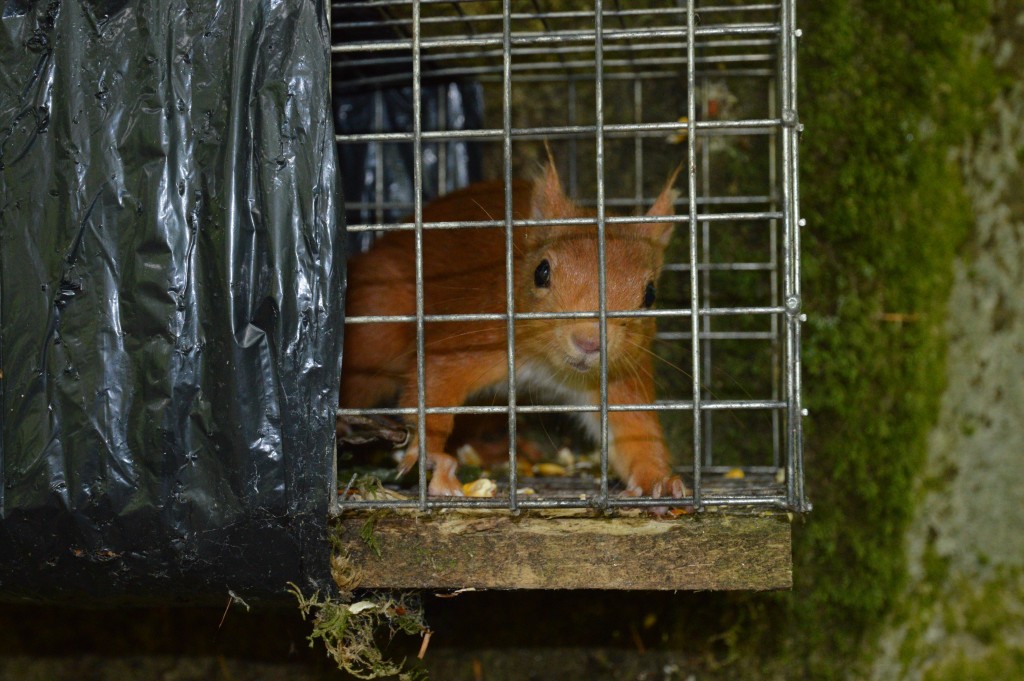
340,161 -> 684,499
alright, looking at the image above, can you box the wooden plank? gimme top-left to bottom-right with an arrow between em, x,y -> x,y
333,512 -> 791,591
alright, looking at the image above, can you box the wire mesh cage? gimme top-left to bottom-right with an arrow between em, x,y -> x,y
332,0 -> 806,514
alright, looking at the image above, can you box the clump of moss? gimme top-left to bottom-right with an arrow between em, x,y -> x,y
290,584 -> 428,680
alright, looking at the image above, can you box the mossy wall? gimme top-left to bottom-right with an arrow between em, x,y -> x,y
720,0 -> 1021,678
709,0 -> 1011,677
869,2 -> 1024,677
784,0 -> 996,668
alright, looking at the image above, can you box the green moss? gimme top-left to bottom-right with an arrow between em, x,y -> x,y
289,584 -> 428,680
360,513 -> 384,559
923,648 -> 1024,681
778,0 -> 1005,674
894,566 -> 1024,677
782,0 -> 1000,672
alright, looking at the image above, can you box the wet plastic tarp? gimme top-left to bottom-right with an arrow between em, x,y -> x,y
334,82 -> 484,254
0,0 -> 344,604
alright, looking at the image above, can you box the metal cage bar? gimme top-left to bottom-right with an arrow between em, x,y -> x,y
411,0 -> 429,511
501,0 -> 520,511
685,0 -> 703,509
779,0 -> 808,512
594,0 -> 610,508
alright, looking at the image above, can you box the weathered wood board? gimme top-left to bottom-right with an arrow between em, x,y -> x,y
334,512 -> 791,591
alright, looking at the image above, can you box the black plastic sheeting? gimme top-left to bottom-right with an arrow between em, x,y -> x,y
0,0 -> 344,604
334,82 -> 484,255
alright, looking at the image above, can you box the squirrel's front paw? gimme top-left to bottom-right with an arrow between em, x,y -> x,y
398,447 -> 464,496
623,474 -> 686,499
622,464 -> 686,516
426,452 -> 464,496
622,458 -> 685,498
625,474 -> 686,516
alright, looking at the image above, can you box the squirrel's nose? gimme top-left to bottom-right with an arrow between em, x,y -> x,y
571,332 -> 600,355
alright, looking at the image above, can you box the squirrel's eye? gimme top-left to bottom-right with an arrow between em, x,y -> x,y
642,281 -> 656,308
534,259 -> 551,288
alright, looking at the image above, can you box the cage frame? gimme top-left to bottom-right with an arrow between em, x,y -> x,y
331,0 -> 808,518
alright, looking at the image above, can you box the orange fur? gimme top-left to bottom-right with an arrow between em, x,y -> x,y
340,163 -> 683,498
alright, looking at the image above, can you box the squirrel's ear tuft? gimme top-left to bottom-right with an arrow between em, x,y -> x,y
525,162 -> 570,248
645,164 -> 682,248
530,158 -> 572,220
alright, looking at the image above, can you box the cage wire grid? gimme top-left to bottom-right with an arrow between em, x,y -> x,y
332,0 -> 807,513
